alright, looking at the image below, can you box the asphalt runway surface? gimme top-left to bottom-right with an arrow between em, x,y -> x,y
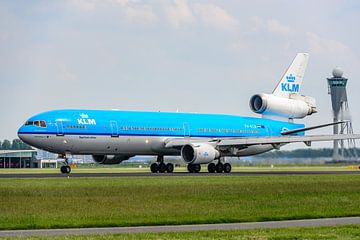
0,217 -> 359,237
0,170 -> 360,178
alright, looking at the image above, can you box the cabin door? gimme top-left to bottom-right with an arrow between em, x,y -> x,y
56,121 -> 64,136
183,122 -> 190,138
110,120 -> 119,137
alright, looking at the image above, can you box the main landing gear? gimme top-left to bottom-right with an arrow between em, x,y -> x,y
187,160 -> 232,174
150,156 -> 174,173
59,154 -> 71,174
207,162 -> 232,173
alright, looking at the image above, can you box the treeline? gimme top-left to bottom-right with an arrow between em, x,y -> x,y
257,148 -> 360,158
0,139 -> 33,150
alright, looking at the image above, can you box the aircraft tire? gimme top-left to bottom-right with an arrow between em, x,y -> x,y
187,164 -> 194,173
215,162 -> 224,173
150,163 -> 158,173
60,166 -> 67,174
166,163 -> 174,173
193,164 -> 201,173
158,162 -> 167,173
223,163 -> 232,173
207,163 -> 216,173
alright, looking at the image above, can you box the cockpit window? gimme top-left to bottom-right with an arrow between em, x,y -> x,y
40,121 -> 46,128
25,121 -> 34,126
24,120 -> 47,128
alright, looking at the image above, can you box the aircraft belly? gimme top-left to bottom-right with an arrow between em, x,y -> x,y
61,135 -> 176,155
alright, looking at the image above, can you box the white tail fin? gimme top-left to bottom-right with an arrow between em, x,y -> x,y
272,53 -> 309,98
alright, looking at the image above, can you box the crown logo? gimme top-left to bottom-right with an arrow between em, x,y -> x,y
80,113 -> 89,118
286,74 -> 296,83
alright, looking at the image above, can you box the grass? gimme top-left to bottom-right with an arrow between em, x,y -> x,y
1,175 -> 360,230
2,225 -> 360,239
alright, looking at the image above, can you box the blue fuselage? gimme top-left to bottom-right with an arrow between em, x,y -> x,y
18,109 -> 304,156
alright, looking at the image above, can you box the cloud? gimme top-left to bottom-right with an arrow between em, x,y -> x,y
251,17 -> 290,35
193,3 -> 239,31
122,3 -> 157,24
306,32 -> 352,56
67,0 -> 97,12
67,0 -> 157,24
164,0 -> 195,28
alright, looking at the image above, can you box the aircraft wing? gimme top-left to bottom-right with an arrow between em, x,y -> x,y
165,134 -> 360,149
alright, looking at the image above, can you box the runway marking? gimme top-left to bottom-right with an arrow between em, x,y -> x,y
0,217 -> 359,237
0,171 -> 360,178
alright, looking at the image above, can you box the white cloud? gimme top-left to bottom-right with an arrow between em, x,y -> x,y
122,4 -> 157,24
193,3 -> 239,31
67,0 -> 97,12
306,32 -> 351,55
67,0 -> 157,24
266,19 -> 290,35
251,17 -> 290,35
164,0 -> 195,28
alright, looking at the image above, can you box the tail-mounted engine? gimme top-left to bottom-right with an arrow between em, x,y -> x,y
249,93 -> 317,119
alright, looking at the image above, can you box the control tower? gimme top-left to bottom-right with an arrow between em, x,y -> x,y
327,67 -> 357,161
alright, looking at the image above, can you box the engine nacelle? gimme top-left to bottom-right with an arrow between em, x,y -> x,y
181,143 -> 220,165
92,155 -> 132,164
249,93 -> 317,119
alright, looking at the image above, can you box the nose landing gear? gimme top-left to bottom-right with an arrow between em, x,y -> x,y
59,154 -> 71,174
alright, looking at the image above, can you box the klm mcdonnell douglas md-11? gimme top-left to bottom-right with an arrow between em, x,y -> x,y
18,53 -> 360,174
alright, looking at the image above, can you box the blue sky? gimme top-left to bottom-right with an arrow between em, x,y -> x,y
1,0 -> 360,149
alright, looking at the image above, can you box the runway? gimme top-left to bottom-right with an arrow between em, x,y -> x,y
0,217 -> 359,237
0,170 -> 360,178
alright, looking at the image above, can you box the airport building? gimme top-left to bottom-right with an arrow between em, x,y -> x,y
0,150 -> 37,168
0,150 -> 57,168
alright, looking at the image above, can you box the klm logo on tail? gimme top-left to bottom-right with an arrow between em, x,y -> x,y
281,74 -> 299,92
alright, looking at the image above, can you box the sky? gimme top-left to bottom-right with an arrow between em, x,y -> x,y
1,0 -> 360,149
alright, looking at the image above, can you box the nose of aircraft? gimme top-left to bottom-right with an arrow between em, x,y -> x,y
17,125 -> 26,141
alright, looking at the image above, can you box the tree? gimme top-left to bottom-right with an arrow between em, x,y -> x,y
11,139 -> 22,150
0,140 -> 2,150
1,140 -> 11,150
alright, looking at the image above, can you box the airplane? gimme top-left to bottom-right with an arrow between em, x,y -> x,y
17,53 -> 360,174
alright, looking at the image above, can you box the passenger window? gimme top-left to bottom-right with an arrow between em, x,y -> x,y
34,121 -> 40,127
40,121 -> 47,128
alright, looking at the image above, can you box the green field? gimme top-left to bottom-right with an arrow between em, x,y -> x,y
2,225 -> 360,240
1,174 -> 360,230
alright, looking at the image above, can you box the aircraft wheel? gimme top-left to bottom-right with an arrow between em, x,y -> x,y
166,163 -> 174,173
193,164 -> 201,173
150,163 -> 158,173
66,165 -> 71,174
158,162 -> 167,173
215,162 -> 224,173
223,163 -> 232,173
187,164 -> 195,173
60,166 -> 67,174
208,163 -> 216,173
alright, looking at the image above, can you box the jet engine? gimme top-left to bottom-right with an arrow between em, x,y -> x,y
181,143 -> 220,164
249,93 -> 317,119
92,155 -> 133,164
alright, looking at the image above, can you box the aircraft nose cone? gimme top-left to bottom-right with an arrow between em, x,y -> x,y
18,126 -> 27,142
